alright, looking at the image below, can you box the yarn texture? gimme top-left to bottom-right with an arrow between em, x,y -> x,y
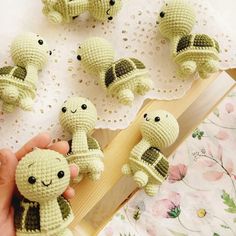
42,0 -> 122,24
59,97 -> 104,182
15,149 -> 74,236
0,33 -> 50,113
122,110 -> 179,196
157,0 -> 220,79
77,37 -> 153,105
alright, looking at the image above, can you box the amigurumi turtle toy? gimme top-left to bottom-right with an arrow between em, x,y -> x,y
14,149 -> 74,236
157,0 -> 220,79
122,110 -> 179,196
42,0 -> 122,24
77,37 -> 153,105
59,97 -> 104,182
0,33 -> 51,113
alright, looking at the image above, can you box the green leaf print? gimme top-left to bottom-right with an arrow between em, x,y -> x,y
213,233 -> 220,236
221,190 -> 236,214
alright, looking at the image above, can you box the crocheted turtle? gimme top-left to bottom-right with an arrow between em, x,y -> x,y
157,0 -> 220,79
122,110 -> 179,196
0,33 -> 51,113
14,149 -> 74,236
59,97 -> 104,182
42,0 -> 122,24
77,37 -> 152,105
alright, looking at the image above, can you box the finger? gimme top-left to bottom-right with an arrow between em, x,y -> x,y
0,149 -> 18,214
70,164 -> 79,179
16,132 -> 51,160
63,187 -> 75,199
48,141 -> 70,155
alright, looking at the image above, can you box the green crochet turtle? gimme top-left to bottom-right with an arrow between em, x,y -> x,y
15,149 -> 74,236
77,37 -> 152,105
42,0 -> 122,24
122,110 -> 179,196
59,97 -> 104,182
0,33 -> 51,113
157,0 -> 220,79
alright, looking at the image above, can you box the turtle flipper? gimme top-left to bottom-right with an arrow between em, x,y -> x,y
178,61 -> 197,78
87,160 -> 104,181
19,97 -> 34,111
2,85 -> 19,102
133,170 -> 148,188
145,183 -> 158,197
122,164 -> 132,176
59,228 -> 74,236
2,102 -> 16,113
117,89 -> 134,105
135,78 -> 153,95
201,60 -> 219,74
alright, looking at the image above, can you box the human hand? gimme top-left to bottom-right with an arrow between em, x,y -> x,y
0,132 -> 78,236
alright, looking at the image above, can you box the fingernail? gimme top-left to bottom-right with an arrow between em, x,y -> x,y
0,153 -> 7,167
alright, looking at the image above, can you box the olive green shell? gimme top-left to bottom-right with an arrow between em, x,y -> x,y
176,34 -> 220,54
0,66 -> 27,81
141,147 -> 169,179
104,58 -> 146,88
14,196 -> 71,232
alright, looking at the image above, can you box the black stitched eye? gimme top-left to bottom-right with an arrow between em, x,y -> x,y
62,107 -> 67,113
28,176 -> 36,184
155,116 -> 161,122
160,11 -> 165,18
108,16 -> 113,21
144,113 -> 147,118
81,104 -> 87,110
57,171 -> 64,179
38,39 -> 44,45
77,55 -> 81,61
110,0 -> 115,6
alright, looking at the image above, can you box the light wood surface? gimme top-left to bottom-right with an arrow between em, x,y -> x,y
70,71 -> 236,236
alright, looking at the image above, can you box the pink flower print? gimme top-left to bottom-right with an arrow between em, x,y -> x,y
168,164 -> 187,183
225,103 -> 234,113
152,192 -> 181,218
215,130 -> 229,140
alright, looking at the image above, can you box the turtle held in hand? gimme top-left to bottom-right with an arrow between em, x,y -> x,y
59,97 -> 104,182
77,37 -> 153,105
0,33 -> 51,113
157,0 -> 220,79
42,0 -> 122,24
122,110 -> 179,196
14,149 -> 74,236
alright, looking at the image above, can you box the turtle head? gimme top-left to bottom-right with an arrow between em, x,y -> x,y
15,149 -> 70,202
77,37 -> 115,75
11,33 -> 51,70
59,97 -> 97,133
157,0 -> 196,39
140,110 -> 179,149
89,0 -> 122,21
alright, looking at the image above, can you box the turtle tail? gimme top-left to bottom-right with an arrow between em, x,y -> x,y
2,85 -> 19,102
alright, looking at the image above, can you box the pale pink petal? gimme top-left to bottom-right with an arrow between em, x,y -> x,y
224,159 -> 234,175
207,143 -> 213,156
216,145 -> 223,161
168,192 -> 181,206
203,171 -> 224,181
153,199 -> 172,218
199,159 -> 216,167
168,164 -> 187,183
225,103 -> 234,113
215,130 -> 229,141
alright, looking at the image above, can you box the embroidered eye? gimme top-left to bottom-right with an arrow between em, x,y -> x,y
81,104 -> 87,110
57,171 -> 65,179
155,116 -> 160,122
28,176 -> 36,184
144,113 -> 147,118
38,39 -> 44,45
110,0 -> 115,6
77,55 -> 81,61
160,11 -> 165,18
61,107 -> 67,113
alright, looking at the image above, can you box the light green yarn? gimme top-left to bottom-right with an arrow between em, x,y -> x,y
0,33 -> 50,113
122,110 -> 179,196
77,37 -> 153,105
158,0 -> 220,79
59,97 -> 104,182
42,0 -> 122,23
15,149 -> 74,236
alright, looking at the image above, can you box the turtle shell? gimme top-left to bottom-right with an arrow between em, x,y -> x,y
104,58 -> 146,88
176,34 -> 220,54
141,147 -> 169,180
14,196 -> 72,232
0,66 -> 27,81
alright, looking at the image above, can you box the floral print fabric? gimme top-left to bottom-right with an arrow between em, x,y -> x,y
99,87 -> 236,236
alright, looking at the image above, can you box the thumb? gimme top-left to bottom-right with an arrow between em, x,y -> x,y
0,149 -> 18,214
